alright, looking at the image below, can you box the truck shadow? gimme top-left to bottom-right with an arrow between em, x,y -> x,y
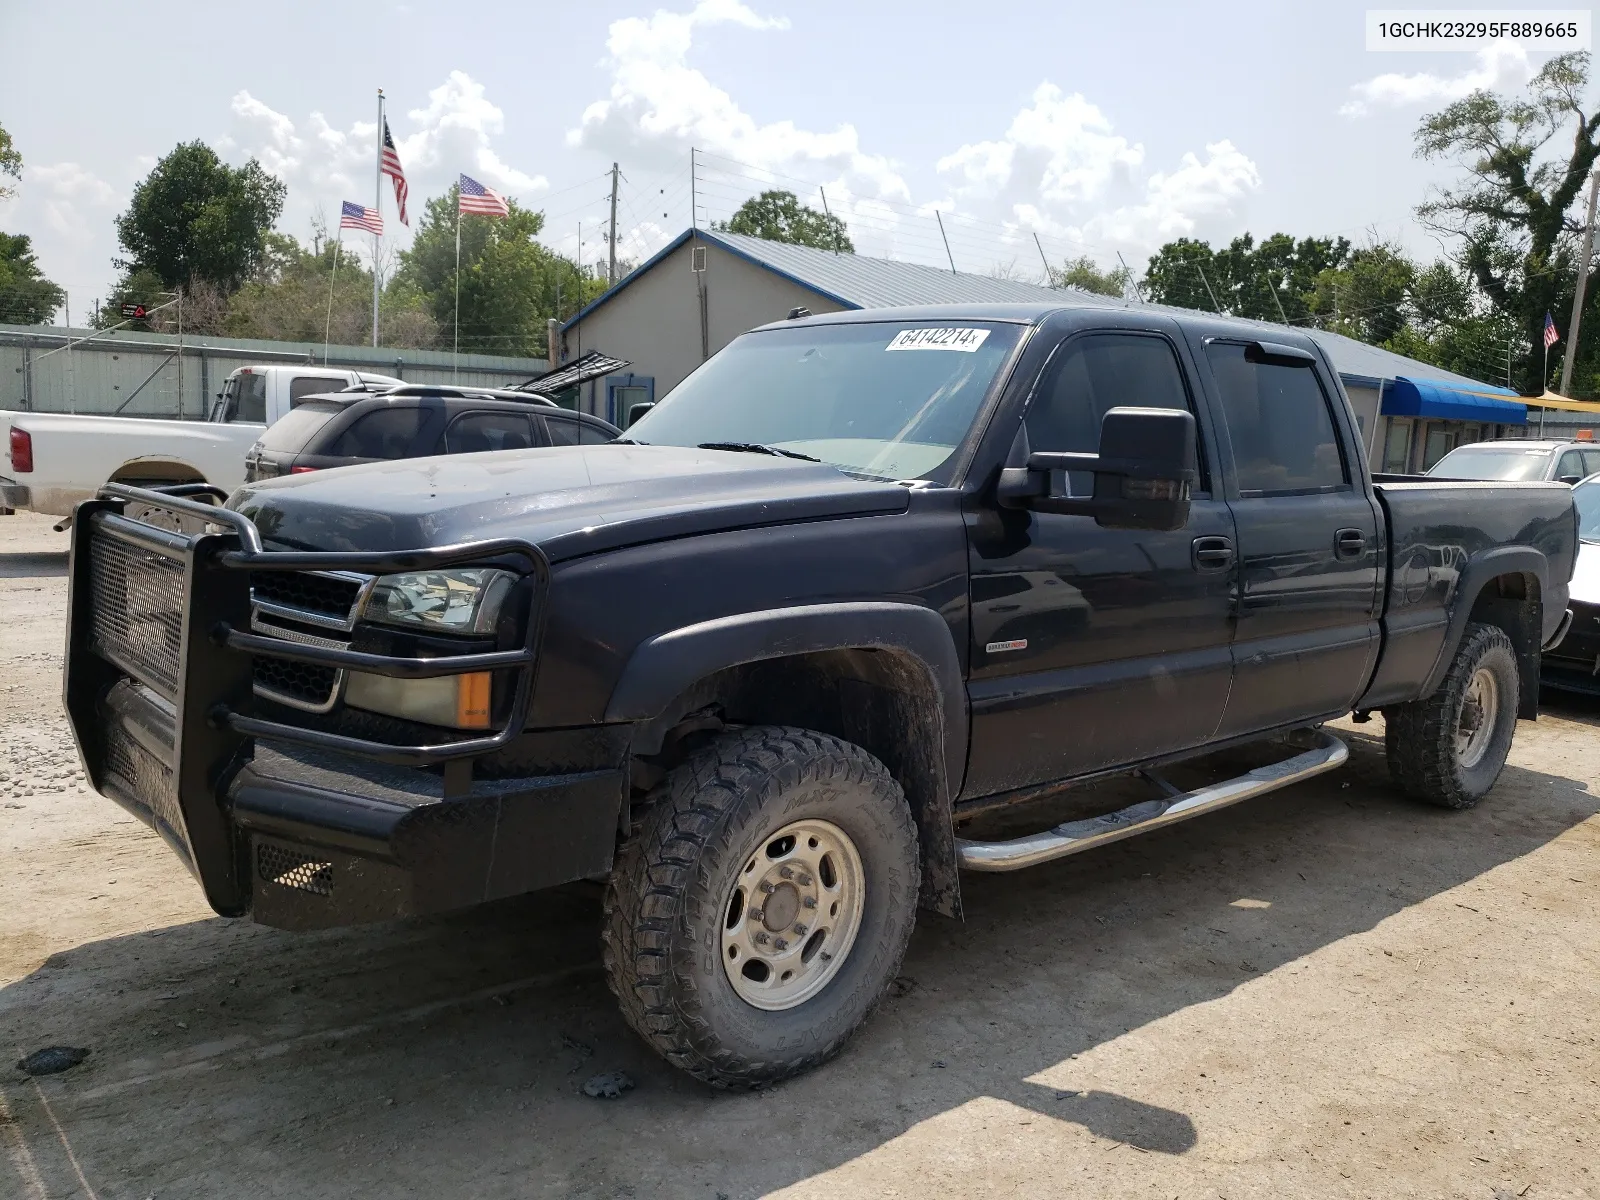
1,730 -> 1594,1199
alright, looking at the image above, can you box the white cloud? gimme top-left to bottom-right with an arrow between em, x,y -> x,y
0,162 -> 121,313
570,0 -> 912,260
1339,42 -> 1530,117
937,86 -> 1259,258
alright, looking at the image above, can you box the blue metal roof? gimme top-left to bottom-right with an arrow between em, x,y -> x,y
1383,376 -> 1527,425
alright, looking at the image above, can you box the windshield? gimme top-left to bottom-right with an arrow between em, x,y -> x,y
1576,478 -> 1600,542
256,403 -> 342,453
625,321 -> 1024,480
1427,444 -> 1552,481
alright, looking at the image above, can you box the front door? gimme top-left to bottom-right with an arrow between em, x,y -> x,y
1199,341 -> 1381,737
963,327 -> 1239,798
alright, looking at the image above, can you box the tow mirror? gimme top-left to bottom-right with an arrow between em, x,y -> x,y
627,401 -> 655,428
998,407 -> 1197,531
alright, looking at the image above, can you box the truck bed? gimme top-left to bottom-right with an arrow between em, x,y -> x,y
1360,478 -> 1577,709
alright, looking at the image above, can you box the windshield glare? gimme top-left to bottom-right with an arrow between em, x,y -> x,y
625,321 -> 1023,480
1576,479 -> 1600,542
1427,444 -> 1552,481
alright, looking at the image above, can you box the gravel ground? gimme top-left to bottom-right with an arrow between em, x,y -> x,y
1,509 -> 1597,1199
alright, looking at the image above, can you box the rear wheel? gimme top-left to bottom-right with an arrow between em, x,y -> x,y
603,725 -> 920,1089
1384,622 -> 1519,809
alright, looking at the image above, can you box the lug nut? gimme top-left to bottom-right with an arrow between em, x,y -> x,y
759,881 -> 776,894
748,908 -> 764,922
797,874 -> 813,886
779,866 -> 794,879
754,932 -> 770,945
803,897 -> 817,909
793,923 -> 807,935
774,938 -> 788,951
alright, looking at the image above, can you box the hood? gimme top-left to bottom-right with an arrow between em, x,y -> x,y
230,444 -> 912,560
1573,539 -> 1600,606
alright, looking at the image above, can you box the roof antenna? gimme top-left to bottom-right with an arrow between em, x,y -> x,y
788,306 -> 810,320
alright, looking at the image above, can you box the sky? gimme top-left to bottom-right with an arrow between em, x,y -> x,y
0,0 -> 1576,322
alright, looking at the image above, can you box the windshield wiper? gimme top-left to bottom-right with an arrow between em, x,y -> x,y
697,441 -> 821,462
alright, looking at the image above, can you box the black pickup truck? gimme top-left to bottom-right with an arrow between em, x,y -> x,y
63,303 -> 1577,1089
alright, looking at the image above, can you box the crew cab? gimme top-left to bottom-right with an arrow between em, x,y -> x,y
60,303 -> 1577,1090
0,365 -> 401,516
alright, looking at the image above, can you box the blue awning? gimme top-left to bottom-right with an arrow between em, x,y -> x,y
1382,376 -> 1527,425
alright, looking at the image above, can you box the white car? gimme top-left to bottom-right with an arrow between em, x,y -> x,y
1,365 -> 401,516
1542,473 -> 1600,694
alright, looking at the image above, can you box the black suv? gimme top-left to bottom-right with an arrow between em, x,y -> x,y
244,390 -> 619,481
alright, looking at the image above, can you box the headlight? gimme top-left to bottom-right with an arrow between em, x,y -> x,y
363,568 -> 515,634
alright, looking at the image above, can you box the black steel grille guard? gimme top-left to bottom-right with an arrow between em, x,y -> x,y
88,482 -> 550,769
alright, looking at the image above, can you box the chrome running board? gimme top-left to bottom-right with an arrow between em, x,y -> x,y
956,731 -> 1349,872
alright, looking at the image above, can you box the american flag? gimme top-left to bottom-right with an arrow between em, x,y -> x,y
458,174 -> 510,217
1544,311 -> 1560,349
381,119 -> 408,226
339,201 -> 383,236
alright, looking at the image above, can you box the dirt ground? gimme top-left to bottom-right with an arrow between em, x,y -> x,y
1,508 -> 1597,1200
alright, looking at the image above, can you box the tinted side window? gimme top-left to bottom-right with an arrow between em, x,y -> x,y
1582,448 -> 1600,476
1205,343 -> 1347,496
327,407 -> 429,459
234,374 -> 267,423
578,420 -> 614,445
289,376 -> 337,405
1026,332 -> 1202,493
1557,450 -> 1587,479
543,416 -> 583,447
443,412 -> 534,454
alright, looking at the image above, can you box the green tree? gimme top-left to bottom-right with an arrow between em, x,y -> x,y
0,120 -> 22,201
1307,242 -> 1418,345
1415,52 -> 1600,392
1049,255 -> 1130,296
713,189 -> 854,253
0,232 -> 66,324
1142,233 -> 1351,321
393,188 -> 596,357
113,141 -> 286,294
223,233 -> 427,348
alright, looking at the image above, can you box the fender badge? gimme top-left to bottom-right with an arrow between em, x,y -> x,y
985,639 -> 1028,653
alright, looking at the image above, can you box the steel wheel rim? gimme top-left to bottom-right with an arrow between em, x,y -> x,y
720,818 -> 866,1012
1456,666 -> 1500,769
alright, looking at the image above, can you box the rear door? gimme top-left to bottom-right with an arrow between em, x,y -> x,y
1199,340 -> 1381,737
441,410 -> 537,454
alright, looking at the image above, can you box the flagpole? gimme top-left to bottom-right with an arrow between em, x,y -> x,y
1541,339 -> 1549,437
324,232 -> 342,365
373,89 -> 383,348
454,190 -> 462,381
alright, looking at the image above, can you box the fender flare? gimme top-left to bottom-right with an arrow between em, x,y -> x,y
605,601 -> 968,797
1420,546 -> 1548,699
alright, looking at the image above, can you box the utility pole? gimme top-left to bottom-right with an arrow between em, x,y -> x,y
819,186 -> 841,255
935,210 -> 956,275
690,147 -> 697,231
1560,168 -> 1600,396
176,286 -> 184,419
1034,233 -> 1052,285
608,162 -> 620,286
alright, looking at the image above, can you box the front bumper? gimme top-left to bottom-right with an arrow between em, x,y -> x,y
65,484 -> 626,928
1542,599 -> 1600,695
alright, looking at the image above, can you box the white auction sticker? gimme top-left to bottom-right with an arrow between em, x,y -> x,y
886,327 -> 991,353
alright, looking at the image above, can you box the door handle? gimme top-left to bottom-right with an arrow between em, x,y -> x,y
1191,535 -> 1234,571
1334,528 -> 1367,559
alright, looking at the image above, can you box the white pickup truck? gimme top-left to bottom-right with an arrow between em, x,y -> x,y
1,364 -> 401,516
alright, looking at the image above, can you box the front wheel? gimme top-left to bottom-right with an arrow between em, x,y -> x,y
1384,621 -> 1520,809
602,726 -> 920,1089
